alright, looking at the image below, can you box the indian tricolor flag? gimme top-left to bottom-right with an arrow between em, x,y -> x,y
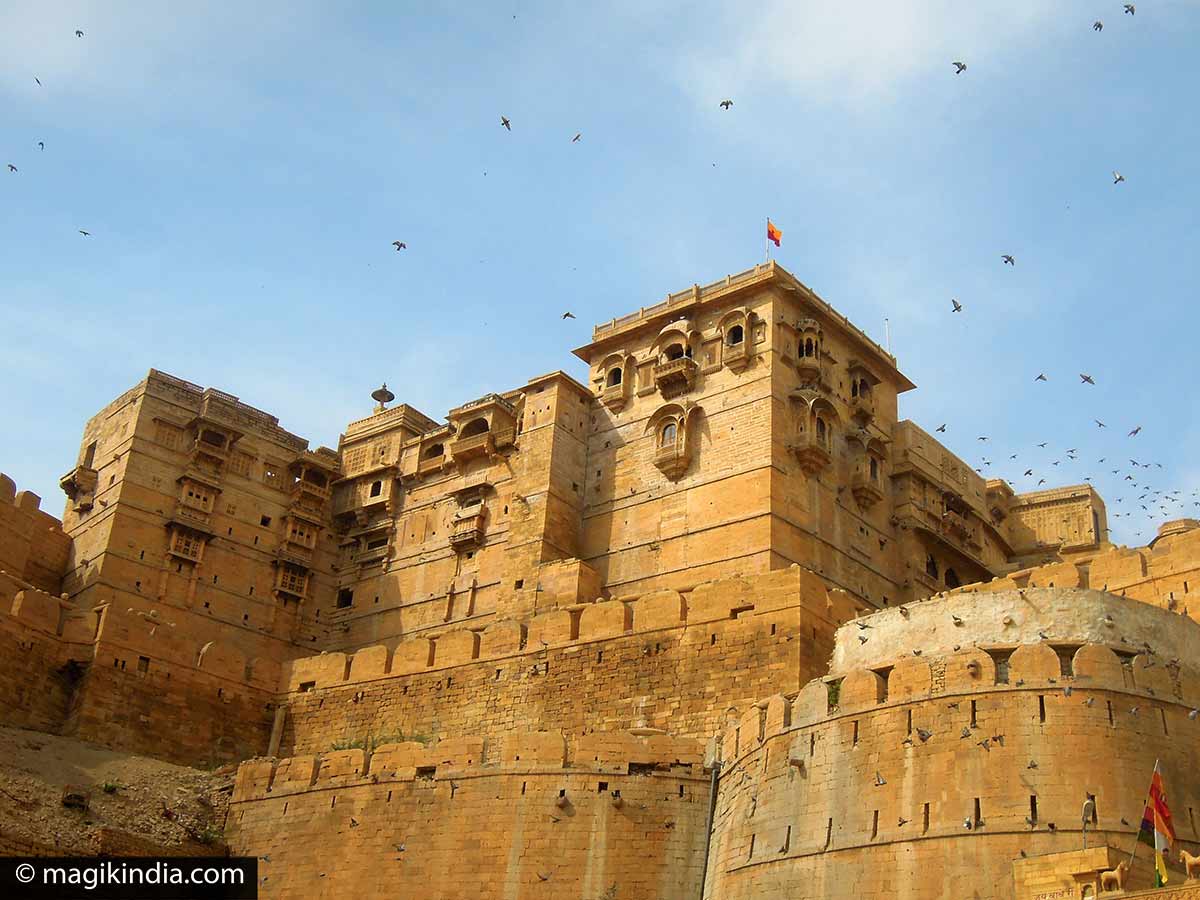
1137,761 -> 1177,886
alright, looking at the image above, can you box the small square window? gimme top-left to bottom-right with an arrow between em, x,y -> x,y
260,515 -> 272,527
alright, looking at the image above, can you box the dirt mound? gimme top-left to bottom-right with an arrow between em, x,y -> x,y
0,725 -> 234,856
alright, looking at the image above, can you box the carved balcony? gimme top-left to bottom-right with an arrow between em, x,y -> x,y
290,477 -> 331,505
449,512 -> 485,551
789,435 -> 832,476
653,357 -> 698,399
59,465 -> 98,512
653,443 -> 691,480
851,472 -> 885,509
600,383 -> 627,411
417,454 -> 447,477
171,500 -> 212,531
850,393 -> 876,425
723,340 -> 750,372
273,563 -> 310,600
939,513 -> 980,550
449,432 -> 495,464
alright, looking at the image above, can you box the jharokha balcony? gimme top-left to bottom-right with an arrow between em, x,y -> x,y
449,512 -> 485,550
789,433 -> 833,476
653,357 -> 698,398
449,431 -> 495,463
851,472 -> 885,508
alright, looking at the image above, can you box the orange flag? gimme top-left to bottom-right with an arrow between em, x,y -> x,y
767,219 -> 782,247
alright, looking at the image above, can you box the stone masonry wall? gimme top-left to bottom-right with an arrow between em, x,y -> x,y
275,567 -> 864,759
703,602 -> 1200,900
229,731 -> 709,900
0,473 -> 70,596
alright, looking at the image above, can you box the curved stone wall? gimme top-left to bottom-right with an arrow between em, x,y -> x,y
704,591 -> 1200,900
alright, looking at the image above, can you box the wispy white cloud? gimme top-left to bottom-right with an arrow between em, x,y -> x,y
656,1 -> 1066,108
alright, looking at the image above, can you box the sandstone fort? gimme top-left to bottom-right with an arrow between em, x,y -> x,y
3,262 -> 1199,898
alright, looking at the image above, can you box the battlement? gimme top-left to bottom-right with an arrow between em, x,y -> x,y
279,566 -> 861,693
702,587 -> 1200,900
0,472 -> 71,595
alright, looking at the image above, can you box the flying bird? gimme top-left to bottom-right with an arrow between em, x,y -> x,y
1113,171 -> 1125,184
936,424 -> 946,433
1024,469 -> 1033,476
1128,426 -> 1141,437
1038,479 -> 1046,485
571,133 -> 581,143
1094,20 -> 1104,31
874,771 -> 886,786
953,61 -> 967,74
977,436 -> 988,442
951,298 -> 962,312
79,230 -> 90,236
1035,373 -> 1047,382
1080,374 -> 1095,385
1095,420 -> 1106,428
1002,255 -> 1015,266
5,164 -> 15,173
719,99 -> 733,109
500,116 -> 511,131
392,241 -> 406,251
35,77 -> 42,86
562,311 -> 576,319
1037,442 -> 1048,448
75,29 -> 84,37
37,141 -> 44,151
1125,4 -> 1135,14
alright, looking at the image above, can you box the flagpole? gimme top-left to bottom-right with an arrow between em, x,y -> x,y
1129,758 -> 1161,869
765,218 -> 770,263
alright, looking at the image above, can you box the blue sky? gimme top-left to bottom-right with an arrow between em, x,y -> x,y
2,1 -> 1198,547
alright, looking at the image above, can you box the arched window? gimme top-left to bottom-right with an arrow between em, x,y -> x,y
925,555 -> 939,579
944,568 -> 961,589
859,379 -> 871,397
727,325 -> 744,346
660,421 -> 677,447
461,418 -> 489,438
804,338 -> 814,358
422,443 -> 444,459
665,343 -> 685,361
851,380 -> 859,398
369,480 -> 382,497
606,367 -> 622,387
816,417 -> 827,446
869,458 -> 879,482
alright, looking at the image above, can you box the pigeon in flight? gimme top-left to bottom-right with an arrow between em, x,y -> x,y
75,29 -> 84,37
392,241 -> 406,251
952,298 -> 962,312
5,164 -> 15,173
1037,442 -> 1048,448
1128,426 -> 1141,437
1125,4 -> 1135,14
977,436 -> 989,442
719,99 -> 733,109
37,141 -> 44,151
35,77 -> 42,86
1002,255 -> 1015,266
1080,374 -> 1096,385
562,312 -> 576,319
572,133 -> 581,143
1038,479 -> 1046,485
1024,469 -> 1034,476
1035,373 -> 1047,382
1095,420 -> 1106,428
500,116 -> 511,131
1094,20 -> 1104,31
1113,171 -> 1125,184
79,230 -> 90,236
953,61 -> 967,74
936,424 -> 946,433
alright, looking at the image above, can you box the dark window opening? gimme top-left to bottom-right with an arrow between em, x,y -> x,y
925,555 -> 939,579
337,588 -> 354,609
260,515 -> 272,527
370,480 -> 382,497
423,443 -> 444,459
606,367 -> 622,387
944,568 -> 961,588
461,418 -> 489,438
727,324 -> 744,345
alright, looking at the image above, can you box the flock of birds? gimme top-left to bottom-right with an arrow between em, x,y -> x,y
939,4 -> 1188,543
7,10 -> 1184,545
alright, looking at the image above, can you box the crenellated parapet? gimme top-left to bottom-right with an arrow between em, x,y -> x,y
703,587 -> 1200,900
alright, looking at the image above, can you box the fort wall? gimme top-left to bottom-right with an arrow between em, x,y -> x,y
274,567 -> 864,759
228,731 -> 709,899
703,592 -> 1200,900
0,473 -> 70,595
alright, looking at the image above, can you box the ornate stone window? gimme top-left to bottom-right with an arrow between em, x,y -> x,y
796,318 -> 825,384
790,396 -> 837,475
647,402 -> 699,480
849,436 -> 886,508
607,367 -> 623,387
598,353 -> 632,410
